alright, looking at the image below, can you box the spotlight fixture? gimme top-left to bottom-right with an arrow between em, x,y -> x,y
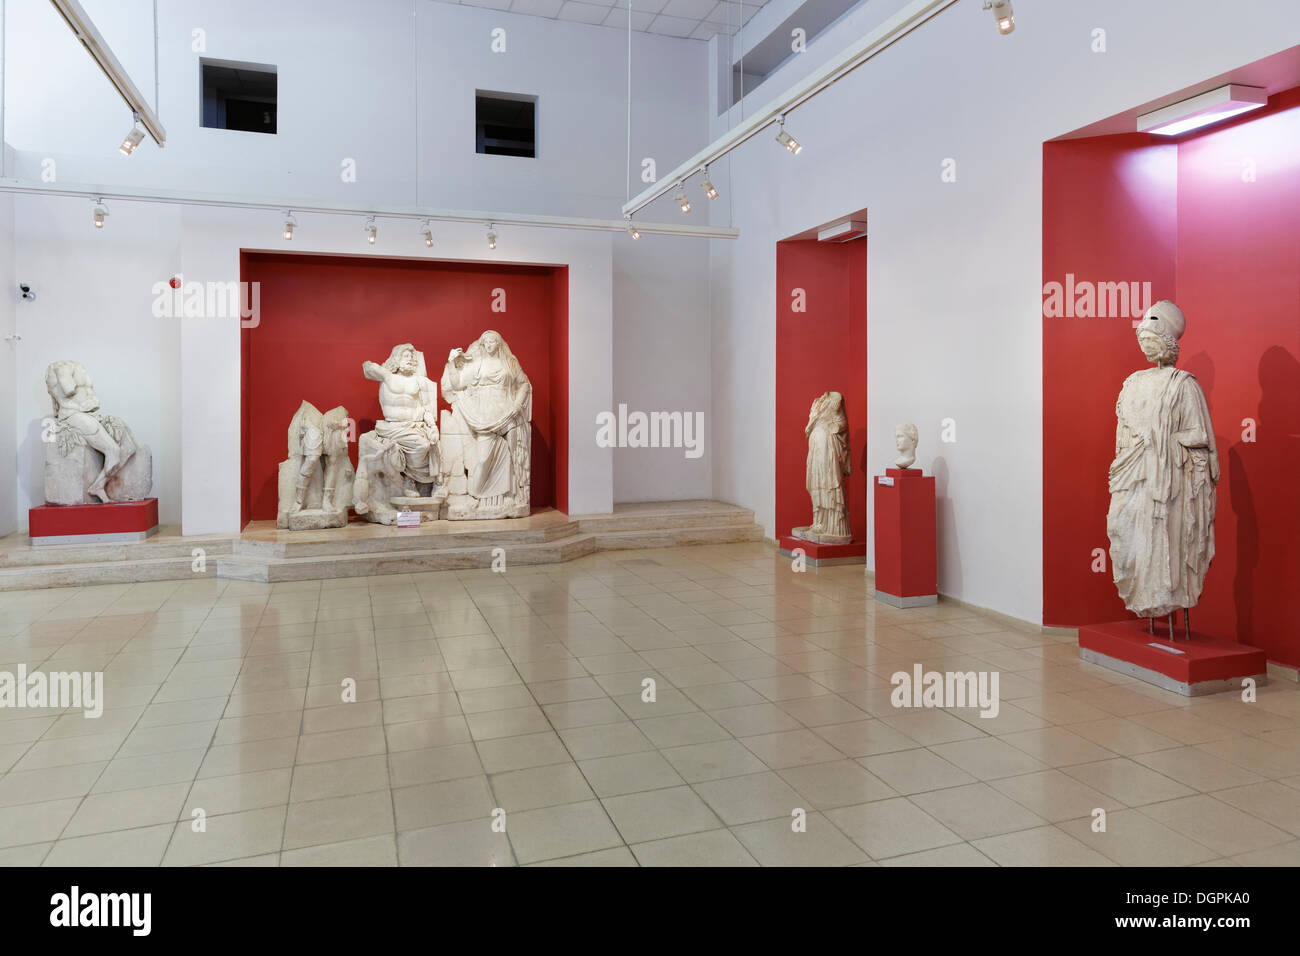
701,169 -> 718,201
282,212 -> 297,241
674,185 -> 691,214
982,0 -> 1014,35
119,113 -> 145,155
625,219 -> 641,240
364,217 -> 377,245
92,199 -> 109,229
487,224 -> 497,250
1137,84 -> 1268,136
775,115 -> 801,155
420,220 -> 434,247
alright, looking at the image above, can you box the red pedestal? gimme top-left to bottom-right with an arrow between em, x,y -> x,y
29,499 -> 159,546
1078,619 -> 1268,695
778,535 -> 866,565
873,469 -> 936,607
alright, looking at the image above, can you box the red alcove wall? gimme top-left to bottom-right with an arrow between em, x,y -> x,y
1043,87 -> 1300,667
239,252 -> 568,525
775,237 -> 868,545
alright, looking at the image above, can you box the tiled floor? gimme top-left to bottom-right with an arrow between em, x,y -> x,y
1,541 -> 1297,867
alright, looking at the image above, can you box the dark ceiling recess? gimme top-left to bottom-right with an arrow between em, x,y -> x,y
476,91 -> 537,158
201,59 -> 277,134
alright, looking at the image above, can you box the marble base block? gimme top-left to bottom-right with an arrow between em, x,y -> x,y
45,443 -> 153,506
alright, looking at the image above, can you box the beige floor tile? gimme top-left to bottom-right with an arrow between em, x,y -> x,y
0,798 -> 83,848
505,799 -> 624,864
295,725 -> 386,765
64,782 -> 190,837
811,719 -> 919,758
777,760 -> 895,810
1057,809 -> 1219,866
281,834 -> 397,866
1137,794 -> 1291,856
659,740 -> 767,783
198,737 -> 298,779
732,812 -> 868,866
475,731 -> 572,773
910,782 -> 1048,840
929,737 -> 1050,780
825,797 -> 961,859
878,843 -> 996,866
283,790 -> 395,850
989,770 -> 1118,823
541,698 -> 628,730
694,771 -> 805,826
972,826 -> 1115,866
388,742 -> 484,788
528,847 -> 639,866
602,785 -> 722,844
464,705 -> 550,741
384,716 -> 472,752
397,818 -> 514,866
557,721 -> 654,760
290,754 -> 389,802
162,806 -> 287,866
1062,757 -> 1195,806
1212,781 -> 1300,835
491,762 -> 595,811
876,709 -> 985,745
859,748 -> 976,795
998,727 -> 1117,767
577,752 -> 684,797
635,712 -> 731,748
1134,746 -> 1266,792
185,768 -> 293,816
1228,840 -> 1300,867
1067,717 -> 1181,756
631,828 -> 758,867
392,775 -> 496,830
44,824 -> 174,867
709,703 -> 803,737
0,761 -> 107,806
740,729 -> 844,769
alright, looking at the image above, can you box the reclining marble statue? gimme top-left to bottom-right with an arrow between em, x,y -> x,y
791,390 -> 851,545
277,401 -> 355,530
42,360 -> 152,505
439,330 -> 533,519
1107,300 -> 1219,637
354,344 -> 443,525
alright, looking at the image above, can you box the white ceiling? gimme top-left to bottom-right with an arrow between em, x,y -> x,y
431,0 -> 769,41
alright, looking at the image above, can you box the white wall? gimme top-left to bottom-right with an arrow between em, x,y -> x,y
701,0 -> 1300,623
0,188 -> 14,537
3,0 -> 713,530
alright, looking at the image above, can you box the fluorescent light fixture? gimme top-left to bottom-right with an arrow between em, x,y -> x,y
817,219 -> 868,242
775,116 -> 801,154
283,212 -> 296,240
364,217 -> 377,244
92,199 -> 109,228
119,116 -> 145,155
1137,84 -> 1268,136
982,0 -> 1013,35
420,220 -> 434,247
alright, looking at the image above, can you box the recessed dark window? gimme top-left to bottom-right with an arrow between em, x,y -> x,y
476,92 -> 536,158
201,59 -> 277,134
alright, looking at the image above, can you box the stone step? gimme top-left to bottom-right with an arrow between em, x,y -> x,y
0,554 -> 221,591
589,522 -> 765,550
0,535 -> 234,569
233,520 -> 580,560
217,534 -> 598,583
573,504 -> 756,534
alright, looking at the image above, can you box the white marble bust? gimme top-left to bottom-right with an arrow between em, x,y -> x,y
1106,300 -> 1219,628
894,423 -> 918,470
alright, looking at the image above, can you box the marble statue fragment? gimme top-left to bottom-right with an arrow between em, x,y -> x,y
439,330 -> 533,520
277,401 -> 354,530
1107,300 -> 1219,625
894,423 -> 918,470
42,361 -> 152,506
792,391 -> 851,545
354,344 -> 444,525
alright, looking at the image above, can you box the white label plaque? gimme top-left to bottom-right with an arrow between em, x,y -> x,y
878,477 -> 895,487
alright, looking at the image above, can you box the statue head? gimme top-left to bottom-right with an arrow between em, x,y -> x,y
466,330 -> 525,382
895,423 -> 918,454
382,343 -> 425,378
1137,300 -> 1184,366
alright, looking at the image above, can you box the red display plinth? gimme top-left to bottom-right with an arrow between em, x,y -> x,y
29,499 -> 159,546
873,469 -> 936,607
1079,619 -> 1268,696
778,535 -> 866,565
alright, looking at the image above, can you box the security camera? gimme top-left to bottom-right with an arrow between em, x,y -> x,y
19,283 -> 35,302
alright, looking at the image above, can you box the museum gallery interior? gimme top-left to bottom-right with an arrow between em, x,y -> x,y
0,0 -> 1296,873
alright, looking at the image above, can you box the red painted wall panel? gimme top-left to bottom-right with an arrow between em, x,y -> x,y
1043,88 -> 1300,667
775,239 -> 868,544
240,253 -> 567,523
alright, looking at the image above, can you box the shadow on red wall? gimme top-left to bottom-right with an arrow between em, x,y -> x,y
1043,87 -> 1300,667
240,253 -> 568,525
775,238 -> 868,543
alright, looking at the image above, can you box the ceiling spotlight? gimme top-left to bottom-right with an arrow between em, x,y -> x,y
625,219 -> 641,240
364,217 -> 377,245
775,115 -> 802,154
487,224 -> 497,250
675,185 -> 691,214
282,212 -> 297,241
701,169 -> 718,201
92,200 -> 109,229
119,113 -> 145,155
983,0 -> 1014,35
420,220 -> 434,247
